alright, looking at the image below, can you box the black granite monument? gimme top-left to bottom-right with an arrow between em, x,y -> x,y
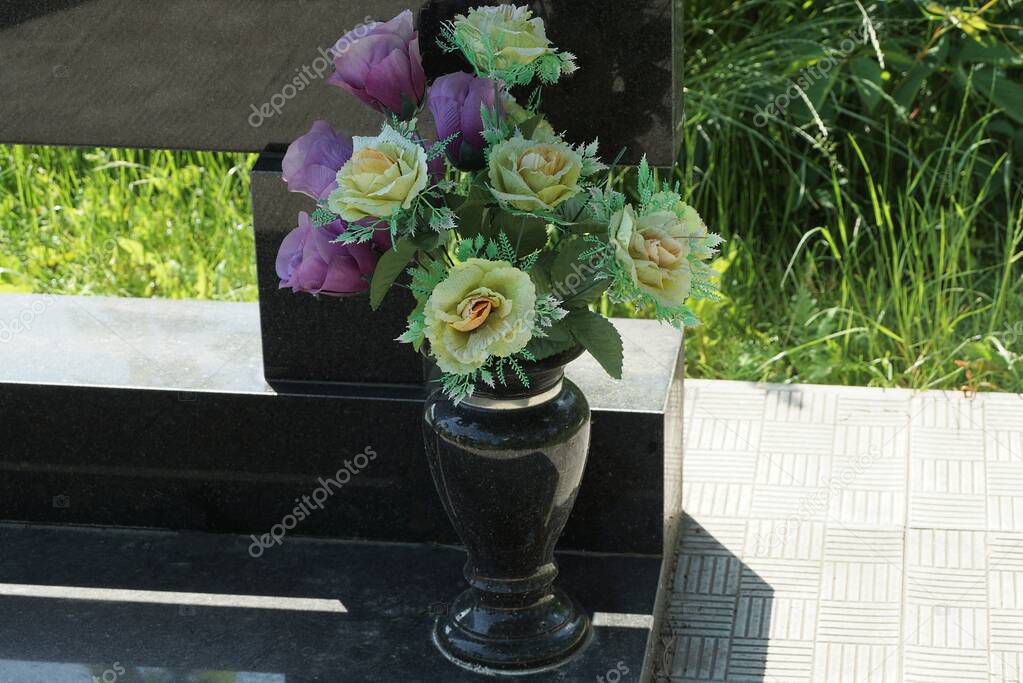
0,1 -> 683,680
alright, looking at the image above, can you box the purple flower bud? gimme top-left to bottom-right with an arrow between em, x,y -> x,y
427,71 -> 502,170
276,212 -> 379,296
328,11 -> 427,118
281,121 -> 354,200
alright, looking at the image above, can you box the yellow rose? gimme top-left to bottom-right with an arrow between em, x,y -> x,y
456,5 -> 553,71
327,125 -> 429,222
424,259 -> 537,375
488,134 -> 582,212
611,205 -> 694,307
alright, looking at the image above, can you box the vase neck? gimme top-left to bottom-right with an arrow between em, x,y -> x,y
462,376 -> 564,410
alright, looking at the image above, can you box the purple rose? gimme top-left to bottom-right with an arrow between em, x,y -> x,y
276,212 -> 379,296
427,72 -> 502,170
281,121 -> 353,200
328,11 -> 427,117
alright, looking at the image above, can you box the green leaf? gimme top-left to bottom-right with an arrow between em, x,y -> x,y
976,73 -> 1023,126
561,220 -> 607,235
488,211 -> 549,258
516,114 -> 546,139
550,236 -> 608,308
958,39 -> 1023,68
369,238 -> 418,310
454,180 -> 493,238
310,207 -> 340,227
850,56 -> 883,113
565,309 -> 623,379
525,335 -> 577,361
894,62 -> 933,113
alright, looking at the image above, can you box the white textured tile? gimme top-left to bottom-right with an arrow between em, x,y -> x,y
683,482 -> 753,517
666,381 -> 1023,683
836,394 -> 911,427
744,520 -> 824,562
671,635 -> 730,681
812,642 -> 900,682
687,417 -> 762,453
911,493 -> 987,530
911,393 -> 985,430
679,517 -> 748,557
817,602 -> 901,644
764,388 -> 838,424
903,645 -> 987,682
906,529 -> 986,569
987,429 -> 1023,464
727,639 -> 814,682
990,650 -> 1023,682
754,452 -> 832,487
991,608 -> 1023,650
684,449 -> 758,483
760,421 -> 834,455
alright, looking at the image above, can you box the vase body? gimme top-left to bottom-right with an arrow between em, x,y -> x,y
422,349 -> 592,674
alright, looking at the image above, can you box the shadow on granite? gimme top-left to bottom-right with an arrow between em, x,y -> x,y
0,524 -> 661,682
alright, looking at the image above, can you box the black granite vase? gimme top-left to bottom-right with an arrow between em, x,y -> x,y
422,347 -> 592,675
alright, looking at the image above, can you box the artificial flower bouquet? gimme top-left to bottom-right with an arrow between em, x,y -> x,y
276,5 -> 721,402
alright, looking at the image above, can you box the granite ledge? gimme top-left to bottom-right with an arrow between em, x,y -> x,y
0,294 -> 682,414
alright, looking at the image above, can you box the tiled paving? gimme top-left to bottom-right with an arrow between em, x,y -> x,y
664,379 -> 1023,683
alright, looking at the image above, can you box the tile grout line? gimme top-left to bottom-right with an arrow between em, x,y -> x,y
808,389 -> 836,682
898,392 -> 913,683
984,395 -> 994,681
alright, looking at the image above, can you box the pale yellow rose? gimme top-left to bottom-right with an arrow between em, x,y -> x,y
424,259 -> 536,375
488,134 -> 582,212
328,125 -> 429,222
611,205 -> 694,307
456,5 -> 553,71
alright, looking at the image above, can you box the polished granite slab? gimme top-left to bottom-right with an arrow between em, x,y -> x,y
251,148 -> 426,386
0,523 -> 661,682
0,293 -> 681,413
0,294 -> 683,556
0,0 -> 675,165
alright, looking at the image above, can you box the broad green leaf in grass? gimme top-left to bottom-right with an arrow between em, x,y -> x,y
981,75 -> 1023,126
565,309 -> 623,379
894,61 -> 936,114
850,56 -> 883,113
958,39 -> 1023,68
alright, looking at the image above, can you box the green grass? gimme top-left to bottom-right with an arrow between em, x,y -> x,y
0,145 -> 257,301
1,0 -> 1021,393
674,0 -> 1023,393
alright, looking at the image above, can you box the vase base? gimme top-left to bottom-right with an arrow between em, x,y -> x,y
432,587 -> 591,676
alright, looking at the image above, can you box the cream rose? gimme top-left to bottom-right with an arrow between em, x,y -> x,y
327,125 -> 429,222
455,5 -> 554,71
611,205 -> 695,307
488,134 -> 583,212
424,259 -> 537,375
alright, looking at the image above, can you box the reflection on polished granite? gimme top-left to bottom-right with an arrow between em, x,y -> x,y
0,660 -> 282,683
0,524 -> 660,682
0,0 -> 674,164
0,294 -> 681,414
